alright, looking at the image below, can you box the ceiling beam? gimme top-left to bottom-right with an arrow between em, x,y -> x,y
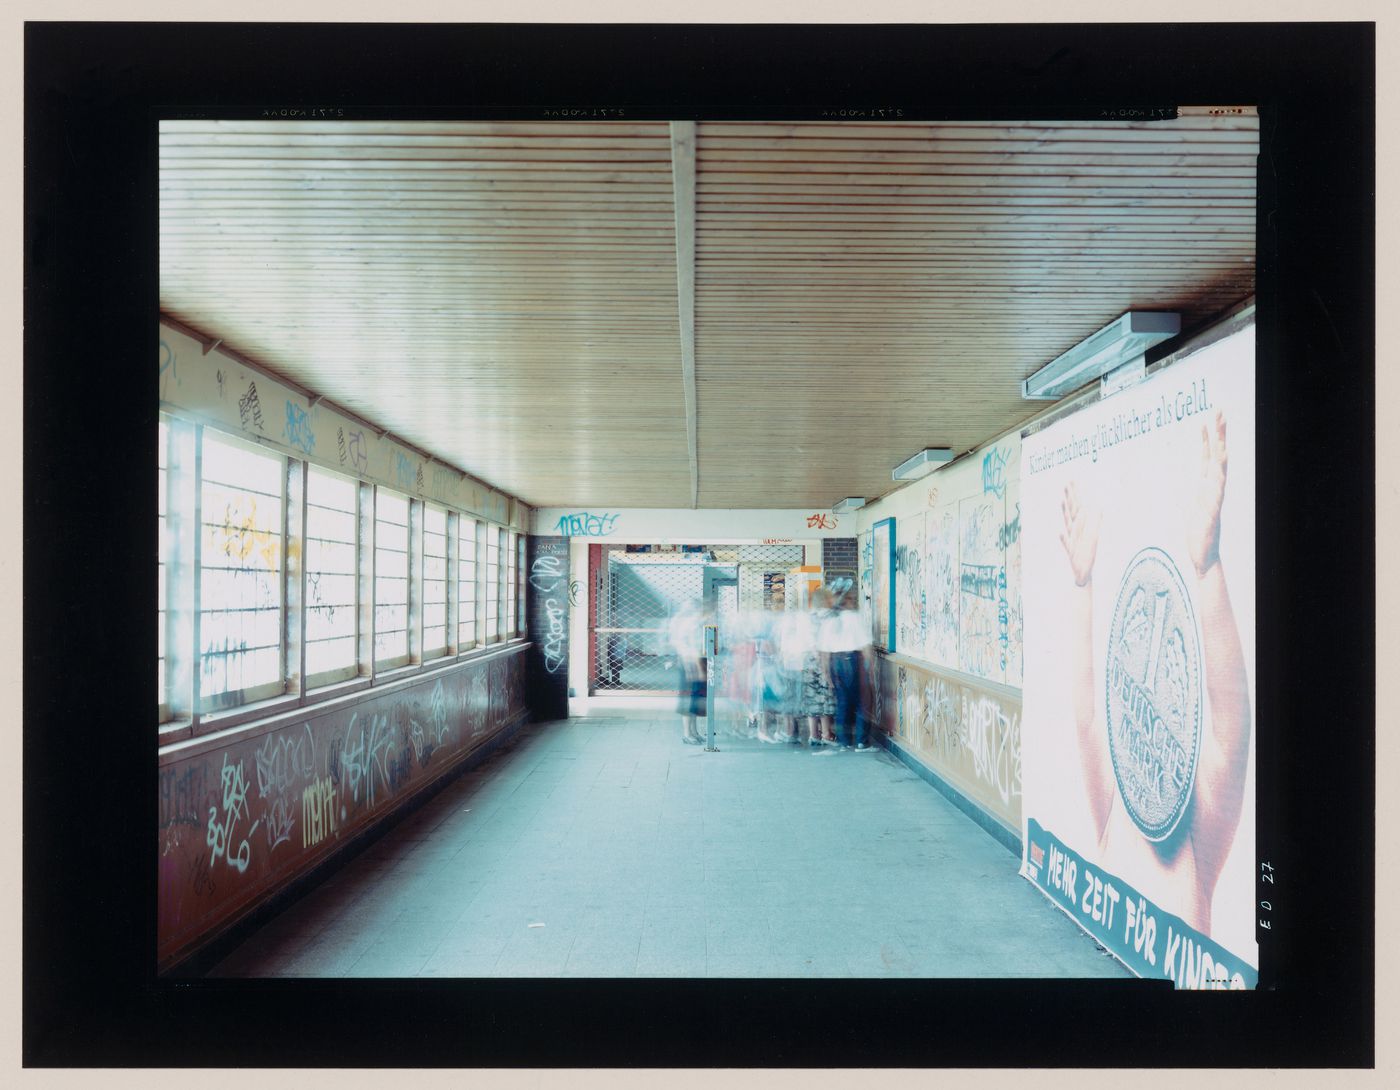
670,120 -> 699,509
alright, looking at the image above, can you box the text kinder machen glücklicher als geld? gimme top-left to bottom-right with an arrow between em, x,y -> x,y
1026,377 -> 1214,476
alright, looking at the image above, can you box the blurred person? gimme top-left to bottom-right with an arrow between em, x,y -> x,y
720,607 -> 766,738
755,586 -> 795,743
801,588 -> 837,746
605,632 -> 625,688
667,599 -> 707,745
768,588 -> 813,743
818,586 -> 876,753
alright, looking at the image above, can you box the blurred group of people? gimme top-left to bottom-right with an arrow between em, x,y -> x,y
667,586 -> 877,753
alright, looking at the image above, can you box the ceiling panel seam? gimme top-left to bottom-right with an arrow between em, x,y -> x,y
670,120 -> 699,509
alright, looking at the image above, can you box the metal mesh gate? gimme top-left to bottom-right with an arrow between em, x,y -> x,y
590,544 -> 805,695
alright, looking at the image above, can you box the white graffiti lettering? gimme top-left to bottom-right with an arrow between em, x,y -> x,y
961,693 -> 1022,806
428,679 -> 450,746
528,553 -> 564,592
206,754 -> 257,874
302,776 -> 338,849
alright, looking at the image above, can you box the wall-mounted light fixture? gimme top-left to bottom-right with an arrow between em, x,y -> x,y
1021,311 -> 1181,401
892,448 -> 954,482
831,497 -> 867,513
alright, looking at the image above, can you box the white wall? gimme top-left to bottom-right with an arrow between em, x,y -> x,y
161,321 -> 528,529
855,430 -> 1026,689
530,506 -> 852,542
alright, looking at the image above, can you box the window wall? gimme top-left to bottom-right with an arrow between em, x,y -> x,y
157,415 -> 527,734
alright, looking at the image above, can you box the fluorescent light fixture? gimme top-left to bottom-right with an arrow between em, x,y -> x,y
892,448 -> 954,482
1022,311 -> 1180,401
832,497 -> 867,513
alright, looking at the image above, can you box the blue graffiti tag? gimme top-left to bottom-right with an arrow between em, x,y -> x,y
394,451 -> 413,489
553,511 -> 619,536
982,446 -> 1008,499
283,401 -> 316,455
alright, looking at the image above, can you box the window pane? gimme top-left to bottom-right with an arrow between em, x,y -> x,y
457,517 -> 477,648
374,488 -> 410,665
485,523 -> 499,641
506,531 -> 517,636
423,505 -> 448,656
305,466 -> 359,681
199,431 -> 283,703
516,533 -> 527,636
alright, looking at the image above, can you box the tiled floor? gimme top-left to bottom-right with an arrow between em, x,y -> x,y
208,709 -> 1131,979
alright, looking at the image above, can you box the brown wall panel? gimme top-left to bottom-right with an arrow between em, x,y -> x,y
157,646 -> 529,971
875,654 -> 1022,833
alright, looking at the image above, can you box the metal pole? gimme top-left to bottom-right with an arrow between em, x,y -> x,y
703,624 -> 718,751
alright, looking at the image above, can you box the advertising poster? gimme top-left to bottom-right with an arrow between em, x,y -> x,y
896,513 -> 927,655
1019,324 -> 1257,989
872,518 -> 894,652
924,507 -> 959,666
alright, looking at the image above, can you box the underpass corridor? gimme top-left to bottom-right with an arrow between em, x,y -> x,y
209,707 -> 1129,979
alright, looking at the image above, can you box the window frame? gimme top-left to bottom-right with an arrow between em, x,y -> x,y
302,463 -> 362,690
457,514 -> 478,652
372,485 -> 413,673
515,532 -> 528,637
158,411 -> 531,739
196,427 -> 289,714
484,521 -> 501,646
421,501 -> 450,662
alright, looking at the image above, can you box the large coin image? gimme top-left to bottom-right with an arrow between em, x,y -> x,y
1105,547 -> 1202,842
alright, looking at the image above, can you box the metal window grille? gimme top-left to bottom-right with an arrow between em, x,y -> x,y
475,520 -> 488,642
304,466 -> 359,685
457,516 -> 477,649
485,525 -> 500,643
198,430 -> 285,708
373,488 -> 410,668
591,544 -> 805,694
505,530 -> 517,637
516,534 -> 527,636
422,504 -> 448,659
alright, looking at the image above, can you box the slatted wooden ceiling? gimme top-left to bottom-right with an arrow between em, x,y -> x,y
159,115 -> 1257,511
159,121 -> 690,507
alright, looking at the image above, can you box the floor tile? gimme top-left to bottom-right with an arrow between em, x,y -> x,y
205,712 -> 1131,982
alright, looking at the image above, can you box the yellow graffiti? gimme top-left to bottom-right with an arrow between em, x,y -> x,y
302,776 -> 338,849
219,498 -> 280,570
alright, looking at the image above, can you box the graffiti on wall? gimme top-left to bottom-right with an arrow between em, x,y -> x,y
347,429 -> 370,476
982,444 -> 1009,500
880,659 -> 1023,823
1001,475 -> 1024,682
895,514 -> 927,656
958,496 -> 1004,680
924,510 -> 958,666
206,754 -> 258,875
159,339 -> 179,400
553,511 -> 619,537
859,531 -> 874,623
160,652 -> 532,966
254,723 -> 315,853
159,764 -> 208,858
237,381 -> 266,433
283,401 -> 316,455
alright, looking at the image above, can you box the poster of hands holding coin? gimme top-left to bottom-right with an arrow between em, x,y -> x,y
1020,324 -> 1257,987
